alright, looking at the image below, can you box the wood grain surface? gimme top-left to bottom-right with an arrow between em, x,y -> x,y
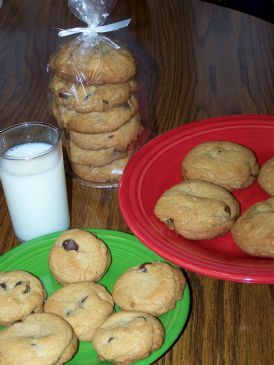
0,1 -> 273,364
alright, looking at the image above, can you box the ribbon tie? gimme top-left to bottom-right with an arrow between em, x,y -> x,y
58,18 -> 131,37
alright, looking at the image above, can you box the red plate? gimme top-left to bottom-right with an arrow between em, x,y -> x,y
118,115 -> 274,284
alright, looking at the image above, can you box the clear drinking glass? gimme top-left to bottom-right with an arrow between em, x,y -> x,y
0,122 -> 70,241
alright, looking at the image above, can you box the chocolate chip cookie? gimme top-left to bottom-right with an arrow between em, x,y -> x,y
0,312 -> 78,365
93,311 -> 164,364
154,180 -> 240,240
49,39 -> 137,85
0,270 -> 47,326
71,156 -> 130,184
69,113 -> 142,151
112,261 -> 186,316
67,140 -> 127,166
49,229 -> 111,285
257,157 -> 274,196
52,95 -> 139,133
231,197 -> 274,258
45,281 -> 114,341
50,75 -> 137,113
182,141 -> 259,191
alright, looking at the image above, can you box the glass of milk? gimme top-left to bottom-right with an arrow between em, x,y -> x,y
0,122 -> 70,241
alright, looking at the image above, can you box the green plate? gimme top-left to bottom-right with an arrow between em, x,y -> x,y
0,229 -> 191,365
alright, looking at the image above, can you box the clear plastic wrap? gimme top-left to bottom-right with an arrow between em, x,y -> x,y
48,0 -> 152,188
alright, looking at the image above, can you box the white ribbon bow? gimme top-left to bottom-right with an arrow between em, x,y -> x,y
58,18 -> 131,37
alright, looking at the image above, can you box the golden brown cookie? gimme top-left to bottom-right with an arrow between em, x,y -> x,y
182,141 -> 259,191
72,156 -> 130,184
231,198 -> 274,258
0,312 -> 78,365
257,157 -> 274,196
49,39 -> 137,85
52,95 -> 139,133
69,113 -> 143,151
92,311 -> 164,365
50,75 -> 137,113
154,180 -> 240,240
44,282 -> 114,341
0,270 -> 47,326
112,262 -> 186,316
49,229 -> 111,285
66,140 -> 127,166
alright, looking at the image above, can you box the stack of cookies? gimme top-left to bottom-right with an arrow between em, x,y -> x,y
49,38 -> 144,187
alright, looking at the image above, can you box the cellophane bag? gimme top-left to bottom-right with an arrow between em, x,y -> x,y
48,0 -> 153,188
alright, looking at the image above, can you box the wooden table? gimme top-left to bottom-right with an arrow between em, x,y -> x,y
0,1 -> 273,364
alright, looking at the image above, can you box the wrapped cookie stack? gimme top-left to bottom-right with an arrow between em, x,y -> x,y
49,39 -> 143,187
48,1 -> 147,187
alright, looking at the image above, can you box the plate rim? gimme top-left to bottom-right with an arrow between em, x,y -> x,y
118,114 -> 274,284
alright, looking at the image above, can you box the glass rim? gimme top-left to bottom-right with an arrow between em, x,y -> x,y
0,122 -> 61,161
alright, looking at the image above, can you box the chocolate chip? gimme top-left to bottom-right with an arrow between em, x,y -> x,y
0,282 -> 7,290
58,91 -> 70,99
137,263 -> 151,273
12,319 -> 23,324
108,135 -> 114,139
81,296 -> 88,303
15,281 -> 23,287
79,296 -> 88,308
62,239 -> 79,251
108,337 -> 115,343
166,218 -> 175,228
22,284 -> 30,294
84,93 -> 90,101
224,206 -> 231,215
102,99 -> 109,105
137,316 -> 147,321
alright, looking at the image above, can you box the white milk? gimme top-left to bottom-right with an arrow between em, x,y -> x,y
0,142 -> 70,241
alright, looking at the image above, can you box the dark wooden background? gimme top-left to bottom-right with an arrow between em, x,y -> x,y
0,1 -> 273,364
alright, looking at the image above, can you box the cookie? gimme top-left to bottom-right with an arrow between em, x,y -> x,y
49,229 -> 111,285
0,270 -> 46,326
92,311 -> 164,365
182,141 -> 259,191
66,140 -> 128,166
0,312 -> 78,365
44,282 -> 114,341
112,261 -> 185,316
257,157 -> 274,196
70,113 -> 143,151
231,198 -> 274,258
154,180 -> 240,240
52,95 -> 139,133
49,39 -> 137,85
71,156 -> 130,184
50,75 -> 137,113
